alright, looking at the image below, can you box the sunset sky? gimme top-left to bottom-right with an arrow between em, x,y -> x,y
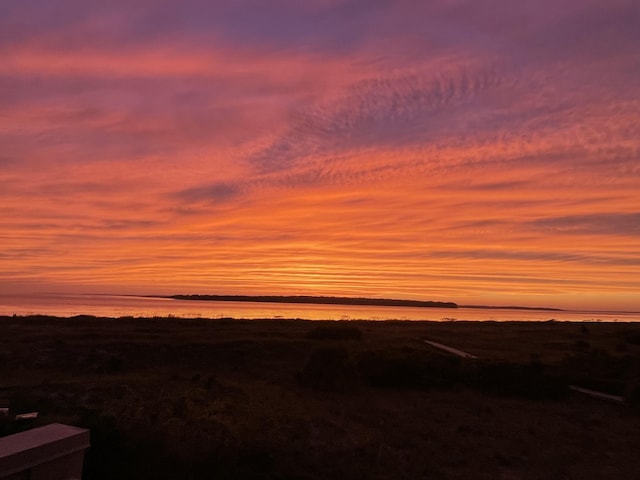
1,0 -> 639,310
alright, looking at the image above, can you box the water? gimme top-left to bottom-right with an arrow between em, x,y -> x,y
0,294 -> 638,322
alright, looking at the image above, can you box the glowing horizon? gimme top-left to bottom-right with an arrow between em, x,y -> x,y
1,1 -> 639,311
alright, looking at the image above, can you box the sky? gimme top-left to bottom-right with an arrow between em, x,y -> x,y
1,0 -> 639,311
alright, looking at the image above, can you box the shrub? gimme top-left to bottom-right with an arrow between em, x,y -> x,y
623,329 -> 640,345
357,349 -> 464,390
78,411 -> 132,480
561,349 -> 636,391
622,357 -> 640,407
474,362 -> 568,399
297,346 -> 359,392
573,340 -> 590,352
624,379 -> 640,407
305,323 -> 363,341
106,356 -> 124,373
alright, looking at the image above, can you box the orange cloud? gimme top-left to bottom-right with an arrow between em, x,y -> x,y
1,0 -> 639,311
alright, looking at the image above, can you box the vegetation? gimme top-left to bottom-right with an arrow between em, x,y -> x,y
304,323 -> 364,341
1,315 -> 639,479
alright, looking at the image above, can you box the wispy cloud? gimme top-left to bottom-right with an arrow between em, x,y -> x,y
532,213 -> 640,236
1,0 -> 639,309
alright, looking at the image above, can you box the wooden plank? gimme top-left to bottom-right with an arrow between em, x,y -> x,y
569,385 -> 625,403
424,340 -> 478,359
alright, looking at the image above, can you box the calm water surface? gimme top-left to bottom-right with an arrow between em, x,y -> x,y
1,294 -> 638,322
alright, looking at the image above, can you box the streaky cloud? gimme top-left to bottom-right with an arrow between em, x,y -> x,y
532,213 -> 640,236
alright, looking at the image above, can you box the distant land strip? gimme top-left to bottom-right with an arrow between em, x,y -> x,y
461,304 -> 563,312
161,295 -> 458,309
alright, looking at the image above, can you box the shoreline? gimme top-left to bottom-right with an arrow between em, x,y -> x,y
1,314 -> 637,324
2,311 -> 639,323
4,294 -> 638,321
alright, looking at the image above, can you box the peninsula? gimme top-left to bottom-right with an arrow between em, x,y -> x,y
163,294 -> 458,309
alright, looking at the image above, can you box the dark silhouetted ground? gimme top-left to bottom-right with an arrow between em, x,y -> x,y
1,316 -> 639,479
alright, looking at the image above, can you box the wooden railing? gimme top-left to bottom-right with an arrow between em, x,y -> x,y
0,424 -> 89,480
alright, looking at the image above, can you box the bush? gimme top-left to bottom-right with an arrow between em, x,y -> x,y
562,349 -> 635,388
624,379 -> 640,407
474,362 -> 568,399
78,411 -> 134,480
623,330 -> 640,346
622,357 -> 640,407
573,340 -> 590,352
297,347 -> 359,392
357,349 -> 464,390
305,323 -> 363,341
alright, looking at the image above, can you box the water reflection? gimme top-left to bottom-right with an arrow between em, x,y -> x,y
0,294 -> 638,322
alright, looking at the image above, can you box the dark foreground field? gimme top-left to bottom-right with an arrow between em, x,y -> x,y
1,316 -> 640,479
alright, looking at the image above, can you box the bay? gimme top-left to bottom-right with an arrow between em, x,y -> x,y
0,293 -> 638,322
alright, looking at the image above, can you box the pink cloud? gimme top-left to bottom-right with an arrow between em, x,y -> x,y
1,0 -> 639,310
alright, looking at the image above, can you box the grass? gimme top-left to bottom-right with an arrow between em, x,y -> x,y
1,315 -> 639,479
